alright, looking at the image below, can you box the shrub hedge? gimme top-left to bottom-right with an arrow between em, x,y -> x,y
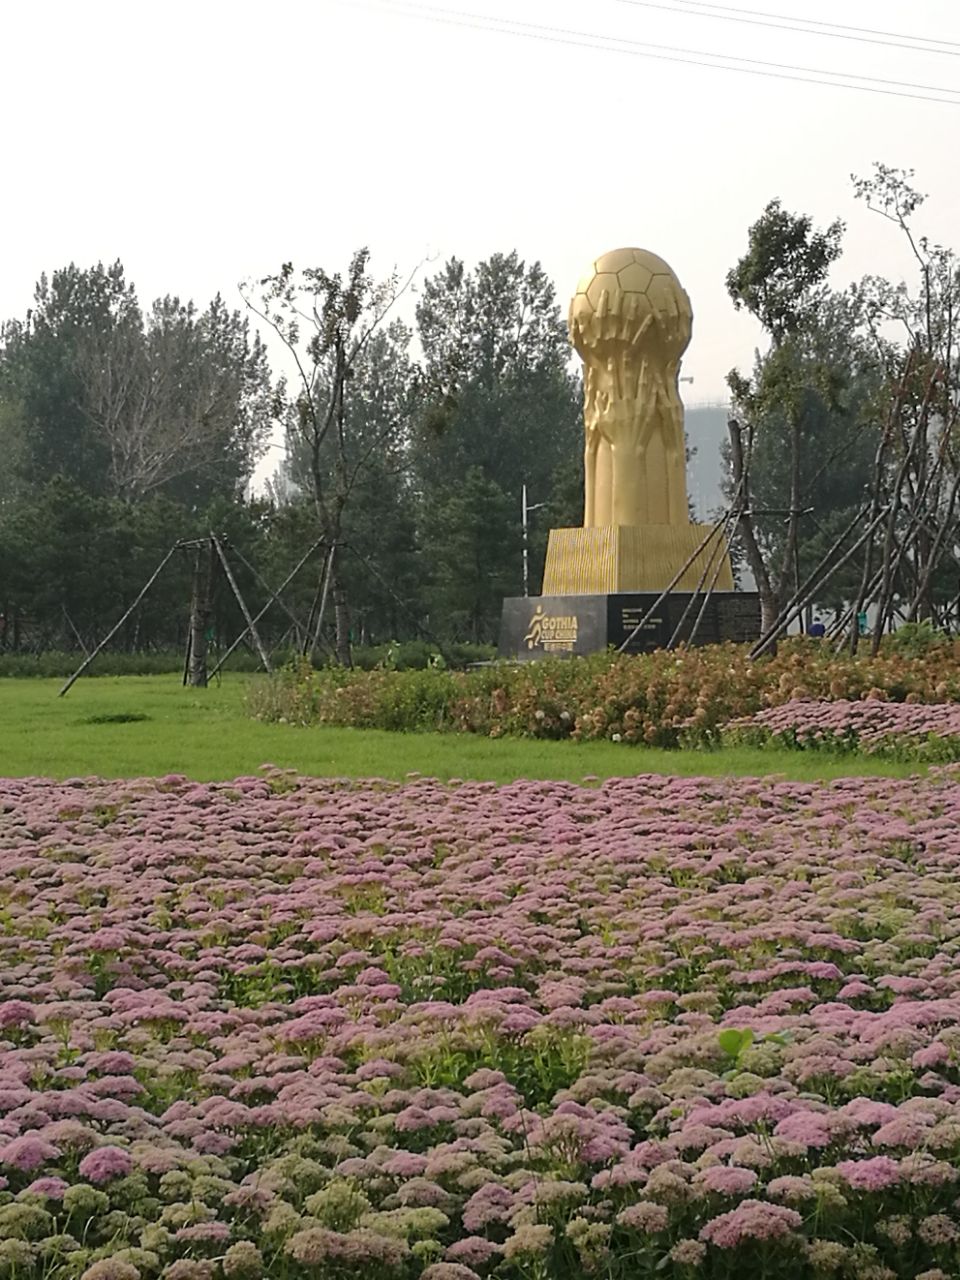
248,639 -> 960,747
0,641 -> 494,679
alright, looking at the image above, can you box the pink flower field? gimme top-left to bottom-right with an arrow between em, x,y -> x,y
3,767 -> 960,1279
725,699 -> 960,760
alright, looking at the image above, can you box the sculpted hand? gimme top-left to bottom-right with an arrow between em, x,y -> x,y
597,384 -> 687,525
595,385 -> 663,455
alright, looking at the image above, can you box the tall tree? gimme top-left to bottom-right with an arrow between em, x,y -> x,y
420,466 -> 516,643
243,250 -> 421,665
415,253 -> 579,496
75,291 -> 273,505
725,201 -> 854,633
0,262 -> 274,506
851,164 -> 960,640
728,297 -> 882,615
414,252 -> 581,614
278,324 -> 424,648
0,262 -> 127,494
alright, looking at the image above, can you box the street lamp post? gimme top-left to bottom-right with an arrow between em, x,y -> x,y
522,483 -> 547,597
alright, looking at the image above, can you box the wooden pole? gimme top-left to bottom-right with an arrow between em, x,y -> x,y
692,547 -> 733,647
684,506 -> 744,649
211,535 -> 273,674
615,522 -> 724,654
58,544 -> 180,696
181,628 -> 193,687
727,419 -> 778,637
207,537 -> 324,681
666,505 -> 739,650
749,502 -> 878,659
849,363 -> 911,652
229,544 -> 316,639
309,544 -> 336,665
61,605 -> 89,658
872,365 -> 943,654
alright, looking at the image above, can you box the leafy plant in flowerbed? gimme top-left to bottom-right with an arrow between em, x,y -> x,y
248,639 -> 960,746
3,768 -> 960,1276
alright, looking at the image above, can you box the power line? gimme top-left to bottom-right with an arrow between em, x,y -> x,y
344,1 -> 960,105
613,0 -> 960,57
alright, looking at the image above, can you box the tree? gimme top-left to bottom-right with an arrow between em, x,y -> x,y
850,164 -> 960,642
413,252 -> 581,610
0,263 -> 123,494
420,467 -> 516,643
75,290 -> 274,505
726,200 -> 845,346
729,296 -> 882,611
415,252 -> 580,506
0,262 -> 274,506
279,324 -> 425,648
725,201 -> 857,635
242,250 -> 421,665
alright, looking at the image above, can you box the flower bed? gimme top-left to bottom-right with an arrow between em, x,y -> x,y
724,700 -> 960,761
249,641 -> 960,746
3,768 -> 960,1277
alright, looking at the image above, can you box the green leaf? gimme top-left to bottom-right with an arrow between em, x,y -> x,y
718,1027 -> 755,1059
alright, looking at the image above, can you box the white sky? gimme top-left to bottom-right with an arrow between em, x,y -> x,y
3,0 -> 959,483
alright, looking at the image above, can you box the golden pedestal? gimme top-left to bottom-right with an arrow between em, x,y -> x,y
541,525 -> 734,596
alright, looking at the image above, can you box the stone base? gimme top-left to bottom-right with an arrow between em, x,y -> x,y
498,592 -> 760,660
541,525 -> 734,595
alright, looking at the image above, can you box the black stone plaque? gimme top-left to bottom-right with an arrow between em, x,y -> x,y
499,592 -> 760,660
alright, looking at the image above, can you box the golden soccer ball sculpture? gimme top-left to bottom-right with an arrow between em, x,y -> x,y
569,248 -> 692,528
539,246 -> 733,596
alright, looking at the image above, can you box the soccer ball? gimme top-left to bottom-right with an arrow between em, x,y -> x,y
569,247 -> 692,364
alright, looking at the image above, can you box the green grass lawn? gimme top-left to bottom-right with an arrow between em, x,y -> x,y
0,673 -> 926,783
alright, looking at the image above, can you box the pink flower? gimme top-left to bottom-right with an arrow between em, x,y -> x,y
617,1202 -> 670,1232
670,1239 -> 707,1265
462,1184 -> 514,1232
78,1145 -> 133,1184
445,1238 -> 501,1266
694,1166 -> 758,1196
0,1001 -> 35,1029
914,1043 -> 951,1068
286,1227 -> 408,1268
918,1215 -> 960,1245
766,1176 -> 816,1203
700,1200 -> 802,1248
872,1116 -> 934,1149
176,1222 -> 232,1242
79,1262 -> 141,1280
773,1112 -> 836,1150
834,1156 -> 902,1191
25,1176 -> 68,1199
0,1133 -> 60,1172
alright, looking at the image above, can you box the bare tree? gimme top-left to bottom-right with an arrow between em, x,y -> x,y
75,293 -> 273,503
852,165 -> 960,644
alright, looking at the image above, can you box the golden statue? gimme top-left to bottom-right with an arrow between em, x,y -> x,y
541,247 -> 733,595
570,248 -> 692,527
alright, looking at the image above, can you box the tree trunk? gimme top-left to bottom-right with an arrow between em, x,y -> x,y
332,565 -> 353,668
872,366 -> 941,653
187,540 -> 216,687
849,406 -> 898,654
727,418 -> 779,639
776,406 -> 802,635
